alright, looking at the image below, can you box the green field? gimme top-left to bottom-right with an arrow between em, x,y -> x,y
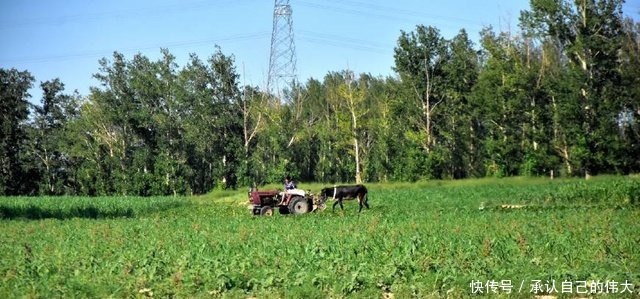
1,176 -> 639,298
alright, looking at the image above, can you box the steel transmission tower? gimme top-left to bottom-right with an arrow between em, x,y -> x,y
267,0 -> 297,101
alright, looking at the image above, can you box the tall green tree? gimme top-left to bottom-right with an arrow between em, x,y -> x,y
0,68 -> 35,195
334,71 -> 368,183
32,79 -> 79,194
360,75 -> 394,182
394,26 -> 483,179
521,0 -> 627,177
88,51 -> 135,194
394,25 -> 449,155
616,18 -> 640,173
70,47 -> 244,195
473,27 -> 552,177
440,29 -> 480,178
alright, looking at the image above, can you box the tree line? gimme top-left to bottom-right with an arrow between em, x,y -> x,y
1,0 -> 639,196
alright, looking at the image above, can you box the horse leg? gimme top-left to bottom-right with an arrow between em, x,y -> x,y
358,195 -> 363,212
363,193 -> 370,209
333,199 -> 340,212
339,198 -> 344,210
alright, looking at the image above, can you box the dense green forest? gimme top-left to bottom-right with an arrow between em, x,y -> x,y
1,0 -> 639,196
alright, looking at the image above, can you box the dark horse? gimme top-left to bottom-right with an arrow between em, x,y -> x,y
319,184 -> 369,212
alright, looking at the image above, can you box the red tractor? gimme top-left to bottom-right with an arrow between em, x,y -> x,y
248,188 -> 326,216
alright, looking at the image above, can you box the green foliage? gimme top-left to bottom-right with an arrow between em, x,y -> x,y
2,0 -> 639,196
512,176 -> 640,206
520,0 -> 629,177
1,177 -> 638,298
0,196 -> 187,220
56,48 -> 244,196
30,79 -> 80,195
0,69 -> 35,195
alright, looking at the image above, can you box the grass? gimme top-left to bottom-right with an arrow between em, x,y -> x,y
1,176 -> 639,298
0,196 -> 189,220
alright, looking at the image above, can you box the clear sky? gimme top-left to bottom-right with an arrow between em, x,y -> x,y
1,0 -> 639,102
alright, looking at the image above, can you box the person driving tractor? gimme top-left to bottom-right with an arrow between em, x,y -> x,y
284,176 -> 296,190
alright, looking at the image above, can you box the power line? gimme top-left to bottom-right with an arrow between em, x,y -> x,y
299,30 -> 388,48
0,32 -> 269,64
0,0 -> 249,30
298,1 -> 407,23
298,37 -> 389,55
297,0 -> 485,32
297,31 -> 390,55
329,0 -> 480,25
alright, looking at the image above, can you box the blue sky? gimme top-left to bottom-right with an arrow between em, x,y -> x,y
1,0 -> 639,102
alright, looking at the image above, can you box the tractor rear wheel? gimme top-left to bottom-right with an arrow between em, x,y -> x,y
260,206 -> 274,216
288,196 -> 310,214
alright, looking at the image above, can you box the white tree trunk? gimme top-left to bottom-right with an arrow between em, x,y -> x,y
354,137 -> 362,184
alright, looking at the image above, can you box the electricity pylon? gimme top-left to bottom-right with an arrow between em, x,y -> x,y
267,0 -> 297,101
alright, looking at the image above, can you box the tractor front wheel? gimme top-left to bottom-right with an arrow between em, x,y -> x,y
288,196 -> 310,214
260,206 -> 274,216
